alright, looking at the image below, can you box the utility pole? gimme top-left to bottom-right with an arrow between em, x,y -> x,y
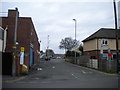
12,8 -> 19,76
113,0 -> 119,73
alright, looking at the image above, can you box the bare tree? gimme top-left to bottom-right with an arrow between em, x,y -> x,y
59,37 -> 80,52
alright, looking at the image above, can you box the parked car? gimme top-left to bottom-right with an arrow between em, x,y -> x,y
40,55 -> 46,61
56,57 -> 61,59
45,56 -> 51,61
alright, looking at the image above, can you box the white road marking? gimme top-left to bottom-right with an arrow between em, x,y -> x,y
81,70 -> 86,74
71,73 -> 80,79
37,68 -> 42,71
52,66 -> 55,69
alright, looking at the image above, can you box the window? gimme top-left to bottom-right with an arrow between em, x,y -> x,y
102,39 -> 108,46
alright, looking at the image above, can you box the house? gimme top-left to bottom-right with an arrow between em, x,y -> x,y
1,8 -> 40,75
82,28 -> 120,60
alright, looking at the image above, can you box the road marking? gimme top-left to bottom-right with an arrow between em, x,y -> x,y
81,70 -> 86,74
37,68 -> 42,71
52,66 -> 55,69
71,73 -> 80,79
66,61 -> 117,76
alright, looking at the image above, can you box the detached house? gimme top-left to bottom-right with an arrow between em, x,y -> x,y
82,28 -> 120,60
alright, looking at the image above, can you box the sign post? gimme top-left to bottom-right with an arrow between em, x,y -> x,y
20,47 -> 25,74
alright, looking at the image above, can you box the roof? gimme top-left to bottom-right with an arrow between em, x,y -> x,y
82,28 -> 120,42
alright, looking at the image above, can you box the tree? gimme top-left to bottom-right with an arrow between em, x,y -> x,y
59,37 -> 80,52
78,44 -> 83,55
40,50 -> 44,55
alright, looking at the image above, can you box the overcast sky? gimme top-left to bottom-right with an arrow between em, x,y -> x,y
1,0 -> 119,54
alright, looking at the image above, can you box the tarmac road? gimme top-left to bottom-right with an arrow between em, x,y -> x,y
2,58 -> 118,88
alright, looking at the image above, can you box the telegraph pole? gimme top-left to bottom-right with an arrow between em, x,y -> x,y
113,0 -> 119,73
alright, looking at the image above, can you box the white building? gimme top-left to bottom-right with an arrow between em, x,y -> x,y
0,26 -> 7,52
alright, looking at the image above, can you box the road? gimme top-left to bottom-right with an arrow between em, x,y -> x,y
3,58 -> 118,88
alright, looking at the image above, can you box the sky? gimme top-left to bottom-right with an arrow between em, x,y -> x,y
1,0 -> 120,54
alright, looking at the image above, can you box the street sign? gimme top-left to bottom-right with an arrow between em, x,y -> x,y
21,47 -> 24,52
108,53 -> 112,57
108,48 -> 111,53
12,46 -> 17,49
20,52 -> 24,65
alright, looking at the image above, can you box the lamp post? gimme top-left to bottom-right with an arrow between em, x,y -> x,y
12,8 -> 19,76
73,19 -> 77,64
113,0 -> 119,73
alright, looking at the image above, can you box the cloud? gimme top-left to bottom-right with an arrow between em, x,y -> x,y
2,1 -> 115,54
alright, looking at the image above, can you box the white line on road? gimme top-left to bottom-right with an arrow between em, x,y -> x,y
81,70 -> 87,74
71,73 -> 80,79
52,66 -> 55,69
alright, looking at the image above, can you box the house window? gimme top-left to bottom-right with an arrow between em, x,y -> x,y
102,39 -> 108,46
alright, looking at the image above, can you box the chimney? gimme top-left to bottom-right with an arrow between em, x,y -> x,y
8,8 -> 19,18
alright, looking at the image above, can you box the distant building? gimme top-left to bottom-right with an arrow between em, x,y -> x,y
82,28 -> 120,60
1,8 -> 40,75
54,54 -> 65,59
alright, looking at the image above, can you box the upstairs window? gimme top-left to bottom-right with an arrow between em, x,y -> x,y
102,39 -> 108,46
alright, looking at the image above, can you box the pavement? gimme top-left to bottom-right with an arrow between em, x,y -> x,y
2,61 -> 43,83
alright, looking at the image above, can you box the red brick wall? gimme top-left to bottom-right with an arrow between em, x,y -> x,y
83,50 -> 100,59
1,9 -> 40,75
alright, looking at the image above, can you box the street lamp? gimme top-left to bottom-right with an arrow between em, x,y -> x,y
73,19 -> 77,64
12,7 -> 19,76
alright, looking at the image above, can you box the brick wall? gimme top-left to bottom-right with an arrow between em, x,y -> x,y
1,9 -> 40,75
